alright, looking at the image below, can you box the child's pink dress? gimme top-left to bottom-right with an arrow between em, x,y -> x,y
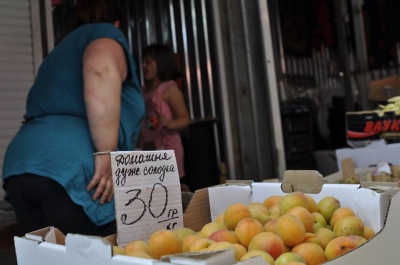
139,80 -> 185,178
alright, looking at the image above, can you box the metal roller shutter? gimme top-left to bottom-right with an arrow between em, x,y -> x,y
0,0 -> 42,198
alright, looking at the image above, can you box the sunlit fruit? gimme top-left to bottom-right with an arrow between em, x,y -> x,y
287,206 -> 314,232
325,236 -> 358,260
224,203 -> 252,230
209,229 -> 238,244
330,207 -> 356,228
263,195 -> 282,209
234,218 -> 264,249
275,213 -> 306,247
198,221 -> 227,239
279,192 -> 309,214
147,230 -> 182,259
247,231 -> 285,260
292,242 -> 327,265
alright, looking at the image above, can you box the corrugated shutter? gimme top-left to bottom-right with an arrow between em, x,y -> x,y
0,0 -> 42,198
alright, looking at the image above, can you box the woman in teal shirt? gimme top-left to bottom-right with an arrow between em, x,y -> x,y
2,0 -> 144,236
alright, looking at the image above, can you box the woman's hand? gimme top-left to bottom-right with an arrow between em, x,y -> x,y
87,154 -> 114,204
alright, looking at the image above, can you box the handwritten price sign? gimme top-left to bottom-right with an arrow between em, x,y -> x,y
110,150 -> 183,246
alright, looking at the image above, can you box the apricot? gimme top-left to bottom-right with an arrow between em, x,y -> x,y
232,243 -> 247,261
198,221 -> 227,238
303,232 -> 323,247
182,234 -> 201,252
248,231 -> 285,260
314,227 -> 337,250
275,252 -> 307,265
250,210 -> 271,225
311,212 -> 327,231
269,204 -> 280,214
224,203 -> 252,230
189,238 -> 214,252
364,226 -> 375,240
287,206 -> 314,232
263,219 -> 277,233
248,202 -> 269,214
263,195 -> 282,209
330,207 -> 355,228
240,249 -> 275,264
275,214 -> 306,247
269,210 -> 281,220
279,191 -> 309,214
317,196 -> 341,224
348,235 -> 367,246
173,227 -> 197,241
124,240 -> 149,255
112,246 -> 125,256
333,216 -> 364,237
125,251 -> 153,259
325,236 -> 357,260
147,230 -> 183,259
209,229 -> 238,244
234,218 -> 264,249
292,242 -> 327,265
207,241 -> 234,252
305,194 -> 318,213
215,213 -> 225,223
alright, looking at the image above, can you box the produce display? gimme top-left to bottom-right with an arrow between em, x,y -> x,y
112,191 -> 375,265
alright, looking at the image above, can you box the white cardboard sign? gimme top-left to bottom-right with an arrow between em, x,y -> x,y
110,150 -> 183,246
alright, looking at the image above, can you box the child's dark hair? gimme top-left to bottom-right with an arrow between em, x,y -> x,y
142,44 -> 183,82
75,0 -> 126,32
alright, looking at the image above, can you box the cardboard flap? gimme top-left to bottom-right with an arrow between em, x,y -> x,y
103,234 -> 117,246
183,188 -> 211,232
208,185 -> 252,221
361,183 -> 400,190
281,170 -> 326,194
24,227 -> 68,246
65,234 -> 112,259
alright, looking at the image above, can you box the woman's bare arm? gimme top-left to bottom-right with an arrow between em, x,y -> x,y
83,37 -> 127,204
160,84 -> 190,131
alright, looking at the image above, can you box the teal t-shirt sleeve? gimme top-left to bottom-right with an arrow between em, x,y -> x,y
84,23 -> 138,87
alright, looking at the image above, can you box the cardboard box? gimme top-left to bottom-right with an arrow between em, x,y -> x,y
324,169 -> 400,188
346,109 -> 400,142
347,75 -> 400,143
368,75 -> 400,101
203,172 -> 400,265
14,228 -> 266,265
14,171 -> 400,265
335,140 -> 400,170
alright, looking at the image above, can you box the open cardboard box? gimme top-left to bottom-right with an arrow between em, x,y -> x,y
14,170 -> 400,265
14,226 -> 268,265
323,157 -> 400,188
335,140 -> 400,171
